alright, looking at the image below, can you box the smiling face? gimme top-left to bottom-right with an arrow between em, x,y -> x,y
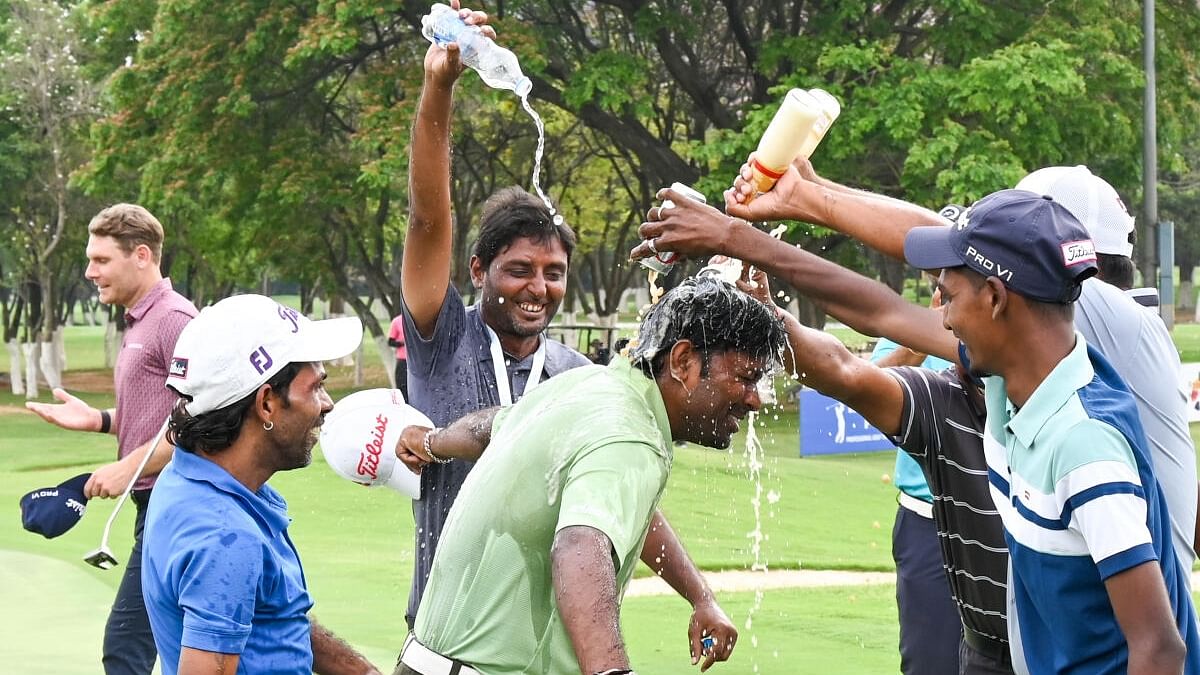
680,350 -> 767,449
472,235 -> 568,353
85,235 -> 150,308
266,363 -> 334,472
937,267 -> 1000,377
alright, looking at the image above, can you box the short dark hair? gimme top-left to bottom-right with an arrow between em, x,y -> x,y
1096,253 -> 1135,291
471,186 -> 577,269
630,277 -> 787,378
168,363 -> 305,454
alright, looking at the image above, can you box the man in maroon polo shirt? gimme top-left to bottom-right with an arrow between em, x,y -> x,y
27,203 -> 197,675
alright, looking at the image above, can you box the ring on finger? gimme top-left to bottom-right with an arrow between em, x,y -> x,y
647,238 -> 659,255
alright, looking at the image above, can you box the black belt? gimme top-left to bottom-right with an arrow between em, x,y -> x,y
962,626 -> 1011,666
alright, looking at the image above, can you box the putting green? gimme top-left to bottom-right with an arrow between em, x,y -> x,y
0,549 -> 110,673
0,549 -> 397,673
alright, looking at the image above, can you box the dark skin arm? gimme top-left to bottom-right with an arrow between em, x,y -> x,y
725,154 -> 943,262
311,618 -> 382,675
734,265 -> 907,436
552,525 -> 629,675
631,194 -> 959,363
401,1 -> 494,338
398,412 -> 737,671
1106,561 -> 1186,674
640,512 -> 737,671
178,649 -> 239,675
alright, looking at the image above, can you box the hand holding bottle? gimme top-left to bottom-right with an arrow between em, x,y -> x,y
422,1 -> 495,88
724,152 -> 824,224
422,2 -> 531,96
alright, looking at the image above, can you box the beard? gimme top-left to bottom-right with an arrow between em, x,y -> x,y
479,286 -> 555,339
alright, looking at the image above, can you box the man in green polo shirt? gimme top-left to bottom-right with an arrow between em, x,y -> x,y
392,276 -> 787,675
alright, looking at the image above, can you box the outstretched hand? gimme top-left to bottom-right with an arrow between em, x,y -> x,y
25,387 -> 102,432
630,187 -> 747,263
423,0 -> 496,87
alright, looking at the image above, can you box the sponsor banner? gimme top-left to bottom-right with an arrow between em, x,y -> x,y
798,388 -> 894,456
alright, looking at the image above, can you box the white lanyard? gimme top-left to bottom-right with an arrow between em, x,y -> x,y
485,325 -> 547,406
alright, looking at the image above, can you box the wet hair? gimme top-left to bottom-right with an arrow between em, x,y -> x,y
471,186 -> 577,269
630,276 -> 787,378
168,363 -> 304,455
87,204 -> 165,263
1096,253 -> 1135,291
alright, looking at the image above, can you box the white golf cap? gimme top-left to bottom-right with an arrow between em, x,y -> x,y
167,294 -> 363,416
319,388 -> 428,498
1015,165 -> 1135,257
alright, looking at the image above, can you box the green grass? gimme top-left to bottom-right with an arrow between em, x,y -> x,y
7,321 -> 1200,673
0,394 -> 898,673
1172,323 -> 1200,362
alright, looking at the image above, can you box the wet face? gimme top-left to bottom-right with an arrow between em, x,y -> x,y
682,351 -> 766,449
267,363 -> 333,471
937,268 -> 997,376
472,236 -> 568,347
85,235 -> 145,308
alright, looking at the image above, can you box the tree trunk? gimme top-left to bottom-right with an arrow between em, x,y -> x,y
6,340 -> 24,395
22,342 -> 40,399
1179,256 -> 1195,310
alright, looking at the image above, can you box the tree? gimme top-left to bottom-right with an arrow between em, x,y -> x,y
78,0 -> 1200,333
0,0 -> 98,394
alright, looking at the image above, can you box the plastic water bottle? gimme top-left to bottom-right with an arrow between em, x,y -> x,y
421,3 -> 532,97
639,182 -> 707,274
746,87 -> 841,201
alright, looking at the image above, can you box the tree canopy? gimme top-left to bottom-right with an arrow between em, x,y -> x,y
1,0 -> 1197,346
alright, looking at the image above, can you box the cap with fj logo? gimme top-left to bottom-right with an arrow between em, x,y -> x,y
167,294 -> 363,416
904,189 -> 1098,303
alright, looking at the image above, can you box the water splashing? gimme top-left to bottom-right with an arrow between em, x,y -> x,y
519,94 -> 560,224
743,411 -> 767,671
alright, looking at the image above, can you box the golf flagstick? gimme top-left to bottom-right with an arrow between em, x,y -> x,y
84,416 -> 171,569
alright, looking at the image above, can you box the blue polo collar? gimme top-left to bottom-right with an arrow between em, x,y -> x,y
170,448 -> 291,537
1005,333 -> 1094,449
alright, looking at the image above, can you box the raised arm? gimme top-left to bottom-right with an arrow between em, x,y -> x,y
632,196 -> 958,362
401,2 -> 494,336
724,155 -> 945,262
735,267 -> 908,435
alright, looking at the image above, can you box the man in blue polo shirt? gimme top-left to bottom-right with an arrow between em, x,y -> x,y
905,190 -> 1199,674
142,294 -> 380,675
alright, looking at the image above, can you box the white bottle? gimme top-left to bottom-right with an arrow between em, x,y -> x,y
747,89 -> 822,195
797,88 -> 841,159
421,3 -> 532,97
640,183 -> 707,274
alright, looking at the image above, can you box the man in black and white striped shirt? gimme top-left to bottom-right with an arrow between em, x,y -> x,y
634,204 -> 1014,674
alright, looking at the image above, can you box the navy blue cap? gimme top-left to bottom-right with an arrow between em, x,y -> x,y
904,189 -> 1099,303
19,473 -> 90,539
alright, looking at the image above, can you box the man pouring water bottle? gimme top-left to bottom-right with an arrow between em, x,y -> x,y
398,3 -> 739,672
